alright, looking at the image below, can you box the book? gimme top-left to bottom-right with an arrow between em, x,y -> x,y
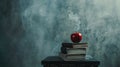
61,47 -> 86,54
59,53 -> 86,61
62,43 -> 88,48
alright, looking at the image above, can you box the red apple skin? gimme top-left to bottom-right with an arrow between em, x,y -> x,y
71,32 -> 82,43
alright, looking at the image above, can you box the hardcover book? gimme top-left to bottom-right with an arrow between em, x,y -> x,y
59,53 -> 86,61
62,43 -> 88,48
61,47 -> 86,54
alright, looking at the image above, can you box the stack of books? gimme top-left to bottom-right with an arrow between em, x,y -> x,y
59,43 -> 88,61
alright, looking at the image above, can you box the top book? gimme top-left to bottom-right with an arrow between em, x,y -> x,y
62,43 -> 88,48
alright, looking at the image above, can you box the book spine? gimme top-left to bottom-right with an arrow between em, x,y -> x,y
61,47 -> 86,54
62,43 -> 88,45
61,47 -> 67,54
62,43 -> 88,48
66,54 -> 86,56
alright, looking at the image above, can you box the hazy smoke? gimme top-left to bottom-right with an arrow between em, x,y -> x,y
0,0 -> 120,67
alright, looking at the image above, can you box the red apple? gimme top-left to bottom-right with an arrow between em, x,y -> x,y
71,32 -> 82,43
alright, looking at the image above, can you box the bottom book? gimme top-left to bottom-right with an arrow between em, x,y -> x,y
59,53 -> 86,61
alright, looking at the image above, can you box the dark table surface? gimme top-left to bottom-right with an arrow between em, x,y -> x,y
41,56 -> 100,65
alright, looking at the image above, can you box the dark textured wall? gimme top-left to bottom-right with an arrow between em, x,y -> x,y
0,0 -> 120,67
